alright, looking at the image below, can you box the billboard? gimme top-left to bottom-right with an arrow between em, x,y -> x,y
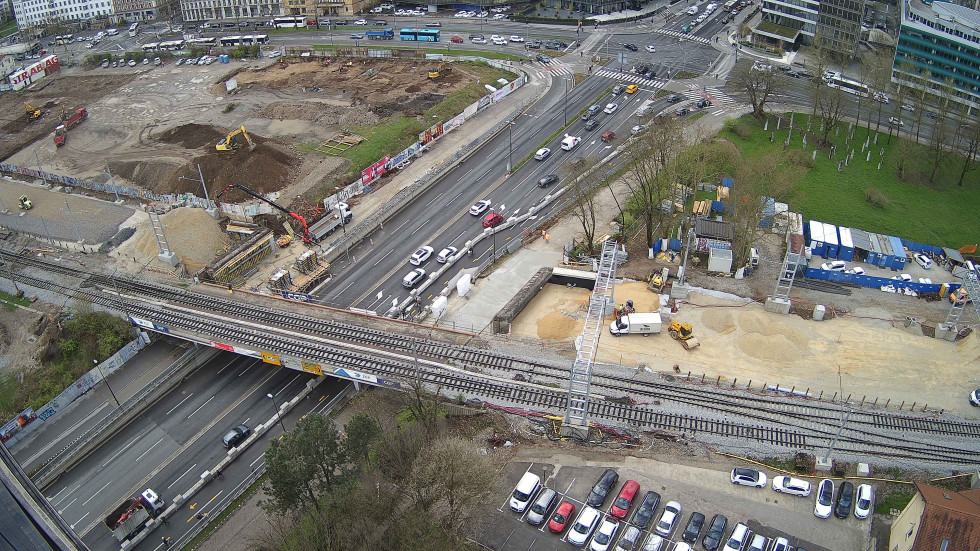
360,155 -> 390,185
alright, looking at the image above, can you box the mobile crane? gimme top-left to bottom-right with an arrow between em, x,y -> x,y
216,125 -> 257,152
216,183 -> 317,244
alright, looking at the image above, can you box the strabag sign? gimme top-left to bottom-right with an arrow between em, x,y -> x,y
9,54 -> 60,90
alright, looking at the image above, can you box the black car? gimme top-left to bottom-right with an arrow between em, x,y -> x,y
666,93 -> 681,103
702,514 -> 728,551
697,99 -> 711,108
376,20 -> 389,25
835,481 -> 855,519
535,54 -> 551,63
528,39 -> 542,49
623,43 -> 638,51
681,512 -> 705,543
333,19 -> 348,25
643,70 -> 656,79
469,33 -> 484,39
585,469 -> 620,508
585,119 -> 599,131
676,106 -> 691,116
636,64 -> 649,74
612,84 -> 626,95
222,424 -> 251,448
632,491 -> 661,530
537,174 -> 559,187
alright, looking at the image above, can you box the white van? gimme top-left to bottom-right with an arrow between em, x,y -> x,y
509,472 -> 541,513
106,28 -> 119,36
560,134 -> 580,151
687,6 -> 699,15
609,313 -> 662,336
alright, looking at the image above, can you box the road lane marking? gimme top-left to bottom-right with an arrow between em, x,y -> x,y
424,191 -> 444,206
446,191 -> 463,206
169,464 -> 198,489
166,393 -> 195,416
102,428 -> 153,467
82,482 -> 111,506
410,221 -> 428,235
134,437 -> 165,462
186,396 -> 215,419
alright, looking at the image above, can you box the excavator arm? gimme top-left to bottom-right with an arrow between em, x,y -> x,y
216,184 -> 317,244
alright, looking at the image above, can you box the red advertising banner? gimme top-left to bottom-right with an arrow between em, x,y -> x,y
361,155 -> 390,185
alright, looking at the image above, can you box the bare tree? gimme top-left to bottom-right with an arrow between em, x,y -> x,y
956,118 -> 980,187
621,116 -> 684,249
864,50 -> 894,131
927,78 -> 955,184
411,437 -> 496,530
729,153 -> 799,265
816,86 -> 848,146
806,35 -> 838,119
564,157 -> 604,254
729,62 -> 780,117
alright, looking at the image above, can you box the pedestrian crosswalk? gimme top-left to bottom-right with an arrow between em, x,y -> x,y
679,85 -> 742,114
545,62 -> 573,77
593,69 -> 667,89
652,28 -> 711,45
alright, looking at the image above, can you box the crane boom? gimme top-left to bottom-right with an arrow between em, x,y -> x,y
216,184 -> 318,244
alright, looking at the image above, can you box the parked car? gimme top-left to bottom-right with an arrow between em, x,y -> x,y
401,268 -> 425,288
631,491 -> 661,530
534,147 -> 551,160
914,253 -> 933,269
821,260 -> 847,271
549,500 -> 576,533
590,516 -> 620,551
746,534 -> 767,551
615,526 -> 642,551
410,246 -> 434,265
469,199 -> 491,215
772,537 -> 790,551
482,212 -> 503,228
655,501 -> 681,536
509,472 -> 541,513
701,514 -> 728,551
723,523 -> 750,551
681,512 -> 705,543
854,484 -> 874,519
642,534 -> 665,551
586,469 -> 620,508
537,174 -> 559,188
731,468 -> 767,488
772,476 -> 812,497
526,487 -> 557,525
846,267 -> 866,275
814,479 -> 835,518
568,507 -> 602,546
610,480 -> 639,518
221,424 -> 251,448
436,246 -> 458,263
835,481 -> 855,519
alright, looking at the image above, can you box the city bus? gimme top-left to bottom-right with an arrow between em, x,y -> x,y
823,72 -> 870,98
55,34 -> 73,45
142,42 -> 160,52
159,40 -> 186,50
128,22 -> 140,37
186,37 -> 217,47
220,34 -> 269,46
724,0 -> 738,10
272,16 -> 306,28
399,28 -> 440,41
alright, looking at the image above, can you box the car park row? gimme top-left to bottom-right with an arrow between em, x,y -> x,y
509,467 -> 872,550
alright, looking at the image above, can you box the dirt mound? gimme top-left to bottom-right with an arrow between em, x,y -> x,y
156,123 -> 227,150
537,311 -> 579,340
108,160 -> 182,189
257,101 -> 380,126
128,207 -> 231,272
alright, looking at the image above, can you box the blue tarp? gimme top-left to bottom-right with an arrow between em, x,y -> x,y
721,177 -> 733,187
669,238 -> 682,251
711,200 -> 725,214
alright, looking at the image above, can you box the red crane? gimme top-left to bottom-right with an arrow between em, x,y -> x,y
216,183 -> 318,244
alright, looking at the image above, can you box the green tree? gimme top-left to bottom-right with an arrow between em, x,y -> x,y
292,414 -> 348,492
343,413 -> 381,467
263,435 -> 319,514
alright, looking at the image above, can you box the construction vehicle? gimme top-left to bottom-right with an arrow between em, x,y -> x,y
277,234 -> 293,247
103,488 -> 165,542
18,195 -> 32,210
216,183 -> 318,244
216,125 -> 257,152
428,62 -> 451,79
610,312 -> 662,336
949,287 -> 972,304
308,202 -> 353,242
668,320 -> 700,350
614,299 -> 635,319
24,102 -> 43,121
52,108 -> 89,147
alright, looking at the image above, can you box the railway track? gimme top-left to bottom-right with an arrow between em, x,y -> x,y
6,251 -> 980,467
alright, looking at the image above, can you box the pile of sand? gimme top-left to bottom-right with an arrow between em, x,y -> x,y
537,312 -> 579,340
121,207 -> 231,272
701,309 -> 736,334
733,310 -> 810,361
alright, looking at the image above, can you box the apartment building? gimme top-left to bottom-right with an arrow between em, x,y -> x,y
12,0 -> 113,28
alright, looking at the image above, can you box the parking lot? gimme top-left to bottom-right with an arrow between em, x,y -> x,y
477,453 -> 870,551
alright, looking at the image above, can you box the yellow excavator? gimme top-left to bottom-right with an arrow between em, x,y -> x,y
428,62 -> 451,79
216,125 -> 257,152
24,102 -> 43,121
668,320 -> 700,350
18,195 -> 33,210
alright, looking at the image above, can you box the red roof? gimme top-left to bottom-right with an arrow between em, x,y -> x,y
912,482 -> 980,550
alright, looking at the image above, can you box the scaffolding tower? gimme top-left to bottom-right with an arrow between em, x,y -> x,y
773,240 -> 806,300
944,270 -> 980,328
562,240 -> 618,438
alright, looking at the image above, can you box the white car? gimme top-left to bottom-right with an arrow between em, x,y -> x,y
918,277 -> 933,284
410,246 -> 434,265
401,268 -> 425,288
589,516 -> 619,551
892,273 -> 913,283
847,267 -> 866,275
645,44 -> 656,52
509,35 -> 524,42
128,59 -> 137,67
568,507 -> 602,547
492,37 -> 508,45
874,91 -> 890,103
641,534 -> 665,551
746,534 -> 767,551
436,246 -> 458,263
469,200 -> 492,216
490,34 -> 503,40
730,468 -> 767,488
471,37 -> 487,44
772,476 -> 811,497
534,147 -> 551,160
814,479 -> 835,518
772,537 -> 790,551
821,260 -> 846,272
354,19 -> 367,25
370,7 -> 383,13
604,103 -> 619,114
654,501 -> 681,536
854,484 -> 874,519
493,13 -> 508,19
674,544 -> 692,551
560,135 -> 581,151
889,116 -> 904,126
913,253 -> 933,269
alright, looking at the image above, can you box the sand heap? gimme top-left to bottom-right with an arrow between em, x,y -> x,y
118,207 -> 231,272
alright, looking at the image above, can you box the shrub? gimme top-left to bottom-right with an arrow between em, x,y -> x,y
785,149 -> 814,168
222,103 -> 237,114
866,187 -> 889,209
724,118 -> 753,139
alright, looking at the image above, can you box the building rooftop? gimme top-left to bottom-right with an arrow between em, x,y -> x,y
913,482 -> 980,550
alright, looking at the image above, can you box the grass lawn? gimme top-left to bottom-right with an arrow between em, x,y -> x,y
721,113 -> 980,248
0,20 -> 18,37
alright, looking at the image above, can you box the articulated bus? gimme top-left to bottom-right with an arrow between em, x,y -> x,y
219,34 -> 270,46
272,16 -> 307,28
399,28 -> 440,41
142,42 -> 160,52
186,37 -> 218,47
55,34 -> 73,45
823,72 -> 870,98
159,40 -> 186,50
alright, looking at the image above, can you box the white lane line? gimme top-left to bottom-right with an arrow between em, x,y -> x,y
335,279 -> 358,297
445,191 -> 463,206
49,487 -> 67,501
512,174 -> 534,191
392,218 -> 411,233
186,396 -> 215,419
238,362 -> 256,377
60,497 -> 77,513
250,454 -> 265,468
424,191 -> 444,206
82,482 -> 112,506
479,168 -> 491,179
273,374 -> 303,397
71,512 -> 89,529
372,249 -> 393,267
448,230 -> 466,246
410,221 -> 429,235
214,356 -> 238,376
134,437 -> 165,463
168,464 -> 198,489
102,429 -> 152,467
166,393 -> 195,416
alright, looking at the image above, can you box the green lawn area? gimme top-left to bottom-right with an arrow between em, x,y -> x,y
721,113 -> 980,248
0,20 -> 18,37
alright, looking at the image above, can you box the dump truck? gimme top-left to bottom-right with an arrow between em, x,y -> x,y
366,27 -> 394,40
52,108 -> 89,147
609,313 -> 662,336
309,202 -> 353,242
103,488 -> 165,542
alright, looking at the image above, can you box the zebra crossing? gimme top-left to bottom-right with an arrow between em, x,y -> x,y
652,28 -> 711,45
593,69 -> 667,89
680,84 -> 741,114
542,61 -> 573,77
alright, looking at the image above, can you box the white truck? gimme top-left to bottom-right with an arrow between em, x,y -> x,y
609,313 -> 662,336
103,488 -> 165,542
309,202 -> 353,242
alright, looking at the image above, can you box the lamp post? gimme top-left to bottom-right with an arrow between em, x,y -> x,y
506,120 -> 514,173
96,359 -> 120,407
267,392 -> 287,434
563,78 -> 568,125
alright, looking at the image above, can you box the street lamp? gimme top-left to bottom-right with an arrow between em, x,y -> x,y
506,120 -> 514,173
267,392 -> 287,434
563,78 -> 568,125
96,359 -> 121,407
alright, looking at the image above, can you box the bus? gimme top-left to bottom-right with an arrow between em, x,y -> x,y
129,22 -> 140,37
399,28 -> 440,41
220,34 -> 269,46
142,42 -> 160,52
55,34 -> 73,45
823,72 -> 870,98
273,16 -> 306,28
723,0 -> 738,11
159,40 -> 186,50
186,37 -> 217,47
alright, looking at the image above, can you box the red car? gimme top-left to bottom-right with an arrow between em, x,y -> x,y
609,480 -> 640,519
548,501 -> 576,533
482,212 -> 503,227
451,35 -> 463,43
